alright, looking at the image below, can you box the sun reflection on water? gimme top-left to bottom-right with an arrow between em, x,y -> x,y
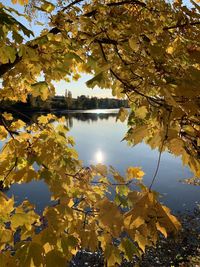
95,150 -> 104,163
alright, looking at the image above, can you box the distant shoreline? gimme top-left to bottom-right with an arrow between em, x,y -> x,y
0,94 -> 129,114
0,105 -> 127,115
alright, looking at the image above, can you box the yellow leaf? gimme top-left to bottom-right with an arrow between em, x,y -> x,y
40,1 -> 55,12
0,126 -> 7,140
43,242 -> 52,253
92,163 -> 107,176
61,235 -> 78,255
104,244 -> 122,266
168,138 -> 184,156
119,238 -> 139,260
124,191 -> 181,251
31,82 -> 49,101
12,0 -> 29,4
0,253 -> 16,267
96,198 -> 123,236
11,210 -> 39,230
113,173 -> 125,183
116,107 -> 129,122
166,37 -> 180,55
37,115 -> 49,124
197,138 -> 200,146
129,37 -> 140,52
45,250 -> 66,267
156,203 -> 181,235
126,167 -> 145,180
15,242 -> 44,267
127,125 -> 148,145
124,214 -> 144,229
0,229 -> 12,245
134,231 -> 148,252
10,120 -> 25,131
135,106 -> 148,119
127,191 -> 141,205
163,87 -> 177,107
86,72 -> 104,88
2,112 -> 13,121
67,199 -> 74,208
166,45 -> 174,54
156,222 -> 167,238
148,131 -> 162,149
0,194 -> 14,219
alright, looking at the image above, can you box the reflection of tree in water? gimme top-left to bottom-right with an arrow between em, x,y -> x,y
0,108 -> 117,129
64,113 -> 117,128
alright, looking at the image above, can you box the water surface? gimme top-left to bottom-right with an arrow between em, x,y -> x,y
6,110 -> 200,213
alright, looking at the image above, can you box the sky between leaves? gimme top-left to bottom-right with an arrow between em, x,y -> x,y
2,0 -> 191,98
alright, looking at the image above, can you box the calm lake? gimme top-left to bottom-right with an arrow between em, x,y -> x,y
6,109 -> 200,214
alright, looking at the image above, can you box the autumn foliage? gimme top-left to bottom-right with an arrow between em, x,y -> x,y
0,0 -> 199,266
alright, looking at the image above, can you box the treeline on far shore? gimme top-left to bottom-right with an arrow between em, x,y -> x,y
58,95 -> 129,110
0,94 -> 129,112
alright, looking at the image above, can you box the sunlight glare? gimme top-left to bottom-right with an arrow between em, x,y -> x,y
95,150 -> 104,163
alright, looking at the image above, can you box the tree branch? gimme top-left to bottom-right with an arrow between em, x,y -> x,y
84,0 -> 146,17
107,0 -> 146,7
61,0 -> 84,11
164,21 -> 200,30
0,115 -> 17,139
2,157 -> 18,184
0,55 -> 22,77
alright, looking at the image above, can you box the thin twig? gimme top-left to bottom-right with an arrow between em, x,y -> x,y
149,110 -> 171,190
0,115 -> 16,140
91,180 -> 133,186
61,0 -> 84,11
98,41 -> 165,107
7,107 -> 44,130
3,157 -> 18,184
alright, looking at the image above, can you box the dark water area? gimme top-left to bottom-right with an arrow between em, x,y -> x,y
5,109 -> 200,214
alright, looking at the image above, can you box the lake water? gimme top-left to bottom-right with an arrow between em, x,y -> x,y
6,109 -> 200,214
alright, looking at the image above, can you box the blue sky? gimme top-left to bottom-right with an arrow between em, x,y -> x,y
3,0 -> 192,97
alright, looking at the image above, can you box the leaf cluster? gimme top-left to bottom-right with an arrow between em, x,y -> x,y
0,0 -> 200,266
